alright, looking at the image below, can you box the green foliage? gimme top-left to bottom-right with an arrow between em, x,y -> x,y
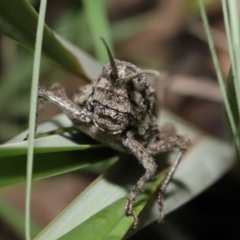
82,0 -> 113,64
0,0 -> 83,76
199,0 -> 240,153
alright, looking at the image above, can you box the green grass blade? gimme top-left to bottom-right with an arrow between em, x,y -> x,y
221,1 -> 240,135
225,69 -> 240,136
0,147 -> 117,188
82,0 -> 113,63
198,0 -> 240,151
25,1 -> 47,239
228,0 -> 240,99
0,0 -> 91,78
221,1 -> 236,79
0,114 -> 117,187
54,34 -> 102,80
225,0 -> 240,130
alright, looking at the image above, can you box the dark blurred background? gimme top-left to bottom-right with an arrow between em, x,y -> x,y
0,0 -> 239,239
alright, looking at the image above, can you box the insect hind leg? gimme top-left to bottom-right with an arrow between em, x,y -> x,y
147,127 -> 190,223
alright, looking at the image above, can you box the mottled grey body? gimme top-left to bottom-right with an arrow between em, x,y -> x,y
35,38 -> 190,228
71,60 -> 158,152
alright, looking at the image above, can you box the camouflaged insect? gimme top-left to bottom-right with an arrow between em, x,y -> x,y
36,37 -> 190,228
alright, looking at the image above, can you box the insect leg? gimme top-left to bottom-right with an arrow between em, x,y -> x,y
147,132 -> 190,223
37,84 -> 89,123
148,134 -> 190,155
37,84 -> 67,120
122,131 -> 157,229
24,83 -> 91,141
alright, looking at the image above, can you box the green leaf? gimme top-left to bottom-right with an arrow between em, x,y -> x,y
57,167 -> 167,240
198,0 -> 240,152
0,147 -> 117,188
82,0 -> 112,64
0,0 -> 101,80
225,68 -> 240,138
25,1 -> 47,238
0,114 -> 117,187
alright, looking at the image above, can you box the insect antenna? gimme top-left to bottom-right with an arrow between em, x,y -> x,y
99,37 -> 118,80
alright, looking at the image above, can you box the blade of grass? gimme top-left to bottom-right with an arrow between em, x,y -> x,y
228,0 -> 240,103
0,0 -> 84,77
58,170 -> 166,240
221,1 -> 240,132
198,0 -> 240,151
82,0 -> 113,63
226,69 -> 240,135
221,0 -> 240,145
0,148 -> 117,188
55,34 -> 102,80
221,1 -> 236,84
0,114 -> 117,187
25,0 -> 47,239
225,0 -> 240,132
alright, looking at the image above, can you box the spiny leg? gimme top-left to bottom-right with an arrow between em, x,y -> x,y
37,84 -> 68,125
148,134 -> 190,155
147,130 -> 190,223
122,131 -> 157,229
157,149 -> 185,222
24,84 -> 88,140
38,84 -> 94,123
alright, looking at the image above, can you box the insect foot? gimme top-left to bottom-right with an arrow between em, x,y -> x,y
31,36 -> 190,229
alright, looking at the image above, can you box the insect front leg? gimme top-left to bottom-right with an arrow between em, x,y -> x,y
36,84 -> 68,122
122,131 -> 157,229
23,84 -> 91,141
147,130 -> 191,223
37,84 -> 92,123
